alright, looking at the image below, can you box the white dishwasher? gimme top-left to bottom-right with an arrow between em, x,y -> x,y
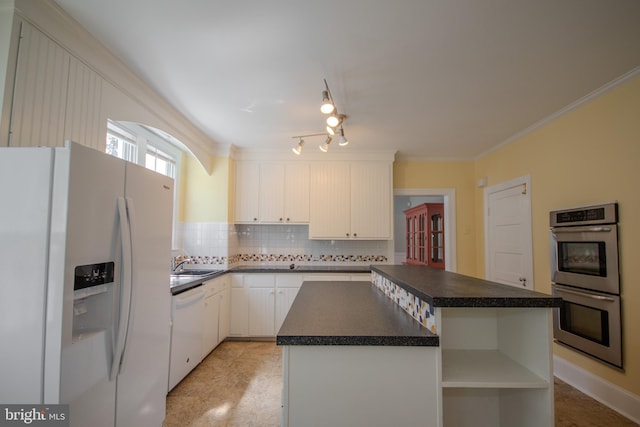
168,284 -> 205,391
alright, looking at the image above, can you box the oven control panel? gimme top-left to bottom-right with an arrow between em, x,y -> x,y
550,202 -> 617,227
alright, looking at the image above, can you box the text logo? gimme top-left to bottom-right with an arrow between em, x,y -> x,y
0,405 -> 68,427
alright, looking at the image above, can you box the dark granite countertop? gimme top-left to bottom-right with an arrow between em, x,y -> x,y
170,264 -> 371,294
229,264 -> 371,274
276,281 -> 439,347
371,265 -> 561,308
170,270 -> 226,295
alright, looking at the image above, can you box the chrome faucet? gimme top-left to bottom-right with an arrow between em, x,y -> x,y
171,259 -> 188,272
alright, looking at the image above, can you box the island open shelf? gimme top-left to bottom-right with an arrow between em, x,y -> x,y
438,307 -> 554,426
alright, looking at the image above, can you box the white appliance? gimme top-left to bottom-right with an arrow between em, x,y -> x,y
0,142 -> 173,426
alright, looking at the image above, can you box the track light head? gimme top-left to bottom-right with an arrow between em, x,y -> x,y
319,136 -> 332,152
338,127 -> 349,146
292,138 -> 305,155
320,90 -> 335,114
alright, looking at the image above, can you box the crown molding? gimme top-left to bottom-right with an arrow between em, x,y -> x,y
475,66 -> 640,161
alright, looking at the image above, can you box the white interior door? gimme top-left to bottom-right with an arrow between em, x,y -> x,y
484,176 -> 533,289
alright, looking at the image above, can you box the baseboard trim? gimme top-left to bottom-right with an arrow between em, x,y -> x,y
554,355 -> 640,424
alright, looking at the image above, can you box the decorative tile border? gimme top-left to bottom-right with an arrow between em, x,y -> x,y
372,271 -> 437,334
175,255 -> 227,266
174,253 -> 387,266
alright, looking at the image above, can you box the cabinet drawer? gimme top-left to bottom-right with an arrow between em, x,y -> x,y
204,277 -> 227,295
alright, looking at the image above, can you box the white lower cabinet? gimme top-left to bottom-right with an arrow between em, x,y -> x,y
248,287 -> 276,336
246,274 -> 276,337
202,292 -> 220,357
276,274 -> 304,332
219,281 -> 231,342
230,274 -> 249,337
201,276 -> 230,359
230,273 -> 308,338
229,272 -> 369,338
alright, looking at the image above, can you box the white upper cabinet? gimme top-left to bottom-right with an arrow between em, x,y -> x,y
350,161 -> 392,239
283,162 -> 310,223
259,162 -> 285,222
309,162 -> 351,239
235,161 -> 310,224
309,161 -> 392,240
234,161 -> 260,222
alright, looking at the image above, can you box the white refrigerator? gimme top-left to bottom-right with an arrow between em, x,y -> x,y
0,142 -> 173,426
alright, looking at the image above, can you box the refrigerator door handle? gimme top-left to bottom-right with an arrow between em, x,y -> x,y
111,197 -> 134,380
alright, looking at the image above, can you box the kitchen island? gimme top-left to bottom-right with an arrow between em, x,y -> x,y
277,265 -> 561,427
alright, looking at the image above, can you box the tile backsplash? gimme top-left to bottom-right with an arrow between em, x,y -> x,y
175,222 -> 389,267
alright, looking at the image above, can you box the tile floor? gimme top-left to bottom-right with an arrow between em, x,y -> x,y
164,341 -> 638,427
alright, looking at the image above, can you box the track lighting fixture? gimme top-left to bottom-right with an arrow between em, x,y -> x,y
291,79 -> 350,154
292,138 -> 305,155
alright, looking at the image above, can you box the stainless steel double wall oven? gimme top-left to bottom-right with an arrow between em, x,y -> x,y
550,202 -> 622,369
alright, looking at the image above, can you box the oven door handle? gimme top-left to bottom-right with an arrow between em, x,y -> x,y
551,226 -> 612,233
554,286 -> 616,302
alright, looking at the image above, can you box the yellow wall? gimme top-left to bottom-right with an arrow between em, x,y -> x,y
180,154 -> 231,223
474,75 -> 640,395
394,161 -> 477,276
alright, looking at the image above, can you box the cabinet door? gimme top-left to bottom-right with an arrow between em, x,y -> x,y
309,162 -> 351,239
259,162 -> 285,223
275,287 -> 301,332
219,283 -> 231,342
284,162 -> 310,223
202,294 -> 220,358
350,162 -> 392,239
248,288 -> 276,336
234,161 -> 260,223
229,286 -> 248,337
428,203 -> 445,269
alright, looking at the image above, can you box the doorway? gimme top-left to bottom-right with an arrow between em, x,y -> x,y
393,189 -> 457,272
483,175 -> 533,289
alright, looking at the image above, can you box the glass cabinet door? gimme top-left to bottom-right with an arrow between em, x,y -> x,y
404,203 -> 444,268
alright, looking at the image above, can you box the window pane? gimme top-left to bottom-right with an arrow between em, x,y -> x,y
106,132 -> 138,162
145,144 -> 176,179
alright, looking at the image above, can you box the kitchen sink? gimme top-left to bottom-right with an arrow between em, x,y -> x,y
170,269 -> 219,277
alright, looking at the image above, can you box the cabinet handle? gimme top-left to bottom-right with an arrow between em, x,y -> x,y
279,218 -> 283,222
253,217 -> 258,221
353,233 -> 357,237
346,233 -> 350,237
286,218 -> 290,222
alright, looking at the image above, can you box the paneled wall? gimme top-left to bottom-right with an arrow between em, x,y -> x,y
7,22 -> 70,147
0,0 -> 216,169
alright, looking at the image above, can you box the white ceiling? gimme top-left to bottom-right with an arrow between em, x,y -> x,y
53,0 -> 640,160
